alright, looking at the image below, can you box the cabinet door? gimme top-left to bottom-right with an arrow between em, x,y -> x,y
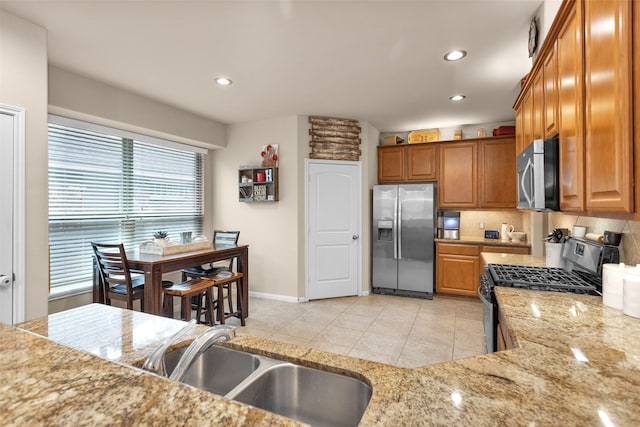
439,142 -> 478,208
543,44 -> 558,138
584,0 -> 633,213
480,137 -> 516,208
407,144 -> 437,181
557,2 -> 585,212
532,70 -> 544,140
522,89 -> 534,146
514,106 -> 525,156
377,146 -> 406,183
436,253 -> 480,297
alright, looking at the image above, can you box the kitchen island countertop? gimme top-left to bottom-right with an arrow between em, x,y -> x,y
4,291 -> 639,425
436,236 -> 531,248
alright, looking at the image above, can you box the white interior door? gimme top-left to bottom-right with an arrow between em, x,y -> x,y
306,160 -> 361,300
0,112 -> 15,324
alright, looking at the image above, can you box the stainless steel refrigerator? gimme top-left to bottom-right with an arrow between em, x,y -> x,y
372,183 -> 435,299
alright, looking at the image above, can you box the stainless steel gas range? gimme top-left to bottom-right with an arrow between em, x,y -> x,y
479,237 -> 620,353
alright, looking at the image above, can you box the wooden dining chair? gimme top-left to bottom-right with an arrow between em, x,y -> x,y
181,230 -> 240,314
91,242 -> 146,311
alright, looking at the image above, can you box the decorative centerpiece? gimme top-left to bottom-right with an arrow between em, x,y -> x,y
261,144 -> 278,167
153,231 -> 170,247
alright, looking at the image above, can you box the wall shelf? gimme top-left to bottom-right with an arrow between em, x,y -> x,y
238,166 -> 279,202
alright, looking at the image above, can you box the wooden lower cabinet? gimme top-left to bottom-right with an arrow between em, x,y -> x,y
436,242 -> 530,297
436,243 -> 481,297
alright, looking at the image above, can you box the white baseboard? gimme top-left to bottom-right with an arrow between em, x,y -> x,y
248,291 -> 307,303
359,290 -> 370,296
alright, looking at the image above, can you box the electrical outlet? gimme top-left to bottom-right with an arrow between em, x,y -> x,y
479,222 -> 485,229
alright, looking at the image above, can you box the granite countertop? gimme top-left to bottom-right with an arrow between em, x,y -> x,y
4,293 -> 640,425
481,252 -> 547,267
436,236 -> 531,248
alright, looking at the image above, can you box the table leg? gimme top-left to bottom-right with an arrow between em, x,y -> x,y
143,266 -> 163,315
238,248 -> 249,318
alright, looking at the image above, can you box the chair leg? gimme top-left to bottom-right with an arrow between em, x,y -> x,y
180,296 -> 190,321
225,284 -> 234,314
216,284 -> 225,325
236,279 -> 245,326
162,295 -> 173,318
205,287 -> 215,326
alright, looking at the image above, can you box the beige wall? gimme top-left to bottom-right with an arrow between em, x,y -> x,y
211,116 -> 379,300
48,66 -> 227,150
0,11 -> 49,320
212,116 -> 302,300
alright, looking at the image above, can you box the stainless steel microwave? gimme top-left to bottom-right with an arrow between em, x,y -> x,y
516,138 -> 560,211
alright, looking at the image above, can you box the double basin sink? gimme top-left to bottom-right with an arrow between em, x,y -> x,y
164,344 -> 372,427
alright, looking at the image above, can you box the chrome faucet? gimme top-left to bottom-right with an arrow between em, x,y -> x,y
142,319 -> 198,377
143,323 -> 236,379
168,325 -> 236,382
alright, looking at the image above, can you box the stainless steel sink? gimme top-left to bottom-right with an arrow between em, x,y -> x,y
164,345 -> 260,396
229,363 -> 372,427
165,344 -> 372,427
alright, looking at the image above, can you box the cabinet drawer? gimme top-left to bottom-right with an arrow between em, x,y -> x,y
437,243 -> 481,256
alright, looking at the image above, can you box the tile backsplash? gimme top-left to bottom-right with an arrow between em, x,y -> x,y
459,211 -> 525,239
456,209 -> 640,265
549,212 -> 640,265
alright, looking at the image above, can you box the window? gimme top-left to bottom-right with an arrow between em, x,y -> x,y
48,116 -> 204,294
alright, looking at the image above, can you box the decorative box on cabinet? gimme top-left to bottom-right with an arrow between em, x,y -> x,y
238,166 -> 279,202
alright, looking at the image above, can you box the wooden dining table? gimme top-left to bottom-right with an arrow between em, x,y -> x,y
94,244 -> 249,318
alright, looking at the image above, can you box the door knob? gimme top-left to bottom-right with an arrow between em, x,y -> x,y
352,235 -> 359,240
0,275 -> 11,288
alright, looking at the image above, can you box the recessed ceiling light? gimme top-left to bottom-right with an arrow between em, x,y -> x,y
444,50 -> 467,61
214,77 -> 232,86
450,95 -> 466,101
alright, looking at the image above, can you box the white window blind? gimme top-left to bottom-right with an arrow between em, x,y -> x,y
48,121 -> 203,289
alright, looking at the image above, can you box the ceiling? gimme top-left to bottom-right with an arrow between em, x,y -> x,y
1,0 -> 543,133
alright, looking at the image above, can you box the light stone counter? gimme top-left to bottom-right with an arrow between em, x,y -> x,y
4,295 -> 640,426
436,236 -> 531,249
481,252 -> 547,267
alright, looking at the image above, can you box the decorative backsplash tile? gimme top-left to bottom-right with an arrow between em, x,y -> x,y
549,212 -> 640,265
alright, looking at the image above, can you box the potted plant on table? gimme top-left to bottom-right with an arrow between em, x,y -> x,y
153,231 -> 170,247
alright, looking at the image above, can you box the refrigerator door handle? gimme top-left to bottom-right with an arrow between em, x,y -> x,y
397,193 -> 402,259
393,197 -> 398,260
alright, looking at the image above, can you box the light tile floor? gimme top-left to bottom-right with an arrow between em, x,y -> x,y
223,293 -> 486,368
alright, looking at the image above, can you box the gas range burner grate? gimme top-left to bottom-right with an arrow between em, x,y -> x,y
487,264 -> 599,294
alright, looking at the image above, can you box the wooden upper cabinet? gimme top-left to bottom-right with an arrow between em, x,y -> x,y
557,1 -> 585,212
635,0 -> 640,220
584,0 -> 633,213
515,106 -> 525,156
532,70 -> 545,140
522,88 -> 534,147
407,144 -> 438,181
439,141 -> 478,208
377,146 -> 406,183
543,44 -> 559,138
480,137 -> 517,208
